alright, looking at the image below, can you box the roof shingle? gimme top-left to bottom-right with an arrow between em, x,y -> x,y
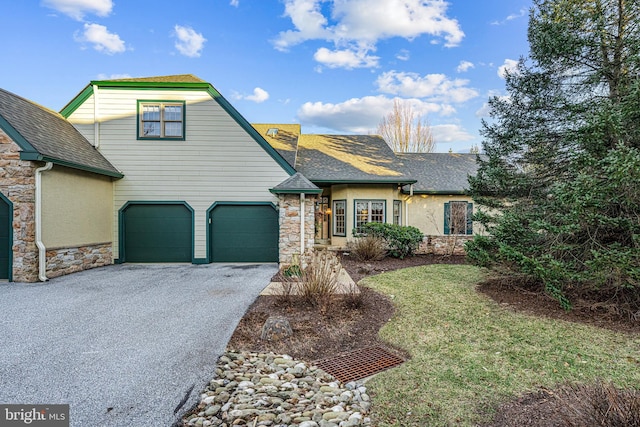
0,88 -> 122,177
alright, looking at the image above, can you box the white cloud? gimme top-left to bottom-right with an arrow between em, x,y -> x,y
174,25 -> 207,58
274,0 -> 464,69
376,70 -> 479,103
314,46 -> 379,69
75,23 -> 126,54
456,60 -> 474,73
245,87 -> 270,103
96,73 -> 132,80
297,95 -> 441,133
42,0 -> 113,20
431,124 -> 475,143
230,0 -> 239,6
396,49 -> 410,61
491,8 -> 527,26
498,58 -> 519,78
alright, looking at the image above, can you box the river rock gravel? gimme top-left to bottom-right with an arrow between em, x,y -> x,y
182,351 -> 373,427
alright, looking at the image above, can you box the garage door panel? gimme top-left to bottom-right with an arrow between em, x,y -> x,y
210,205 -> 278,262
123,204 -> 192,263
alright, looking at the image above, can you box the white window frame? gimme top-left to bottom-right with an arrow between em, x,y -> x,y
332,200 -> 346,236
138,101 -> 185,140
354,200 -> 386,233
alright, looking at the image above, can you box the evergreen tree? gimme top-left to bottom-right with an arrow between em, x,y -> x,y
467,0 -> 640,313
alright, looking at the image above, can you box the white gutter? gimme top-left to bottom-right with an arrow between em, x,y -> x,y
93,84 -> 100,148
300,193 -> 305,256
35,162 -> 53,282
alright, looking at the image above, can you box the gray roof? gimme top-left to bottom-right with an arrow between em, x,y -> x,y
295,134 -> 415,184
270,172 -> 322,194
0,88 -> 122,177
252,124 -> 299,168
396,153 -> 480,194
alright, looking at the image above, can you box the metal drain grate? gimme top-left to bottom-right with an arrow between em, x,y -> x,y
314,346 -> 405,383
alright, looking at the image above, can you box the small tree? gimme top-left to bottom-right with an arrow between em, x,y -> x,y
377,99 -> 435,153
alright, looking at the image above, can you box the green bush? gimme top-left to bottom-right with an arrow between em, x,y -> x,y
356,223 -> 424,259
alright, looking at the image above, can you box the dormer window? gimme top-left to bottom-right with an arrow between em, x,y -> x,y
138,101 -> 185,140
266,128 -> 279,137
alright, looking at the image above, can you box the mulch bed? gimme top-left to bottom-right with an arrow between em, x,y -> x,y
226,253 -> 639,426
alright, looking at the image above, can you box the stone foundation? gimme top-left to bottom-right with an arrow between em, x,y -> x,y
417,235 -> 473,256
278,194 -> 316,267
46,242 -> 113,279
0,129 -> 39,282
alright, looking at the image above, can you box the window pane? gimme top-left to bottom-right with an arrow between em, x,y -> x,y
370,202 -> 384,223
142,105 -> 160,121
333,201 -> 345,235
393,201 -> 401,225
164,105 -> 182,121
164,122 -> 183,137
450,201 -> 467,235
356,201 -> 369,232
143,122 -> 160,136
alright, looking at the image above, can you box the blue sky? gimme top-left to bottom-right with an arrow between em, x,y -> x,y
1,0 -> 532,153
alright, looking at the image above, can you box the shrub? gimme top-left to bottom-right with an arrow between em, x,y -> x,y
347,235 -> 387,262
557,382 -> 640,427
280,250 -> 341,312
357,223 -> 424,259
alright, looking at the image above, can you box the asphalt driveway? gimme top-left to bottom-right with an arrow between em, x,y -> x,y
0,263 -> 277,426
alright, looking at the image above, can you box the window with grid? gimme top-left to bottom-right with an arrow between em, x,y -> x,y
355,200 -> 385,233
444,201 -> 473,235
332,200 -> 346,236
139,101 -> 185,139
393,200 -> 402,225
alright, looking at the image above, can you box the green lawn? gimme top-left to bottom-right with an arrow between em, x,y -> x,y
361,264 -> 640,426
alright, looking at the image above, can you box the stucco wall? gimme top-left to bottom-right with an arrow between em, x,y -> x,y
41,166 -> 113,248
402,194 -> 476,236
328,184 -> 401,247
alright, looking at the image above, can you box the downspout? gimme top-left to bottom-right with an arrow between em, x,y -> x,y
93,84 -> 100,148
300,193 -> 305,256
35,162 -> 53,282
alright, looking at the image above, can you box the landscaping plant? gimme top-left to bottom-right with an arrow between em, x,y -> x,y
467,0 -> 640,314
347,235 -> 387,262
357,223 -> 424,259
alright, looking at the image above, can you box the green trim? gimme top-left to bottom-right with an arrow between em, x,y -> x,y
118,201 -> 195,263
332,199 -> 347,237
206,201 -> 277,263
136,100 -> 186,141
60,79 -> 296,176
404,189 -> 468,195
353,199 -> 387,234
270,188 -> 323,195
312,179 -> 417,185
0,192 -> 13,282
206,87 -> 296,175
60,85 -> 94,118
0,114 -> 122,178
193,258 -> 208,265
0,115 -> 38,153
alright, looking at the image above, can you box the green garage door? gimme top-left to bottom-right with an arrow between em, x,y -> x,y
0,195 -> 10,279
210,204 -> 278,262
122,203 -> 192,262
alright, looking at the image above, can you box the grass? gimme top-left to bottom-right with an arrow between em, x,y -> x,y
361,264 -> 640,426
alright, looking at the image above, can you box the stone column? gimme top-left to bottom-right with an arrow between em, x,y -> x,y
277,193 -> 317,268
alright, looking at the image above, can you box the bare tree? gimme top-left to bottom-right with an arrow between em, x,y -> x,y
377,99 -> 435,153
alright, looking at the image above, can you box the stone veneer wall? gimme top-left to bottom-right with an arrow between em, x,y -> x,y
277,194 -> 316,267
0,130 -> 39,282
417,235 -> 473,256
46,243 -> 113,279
